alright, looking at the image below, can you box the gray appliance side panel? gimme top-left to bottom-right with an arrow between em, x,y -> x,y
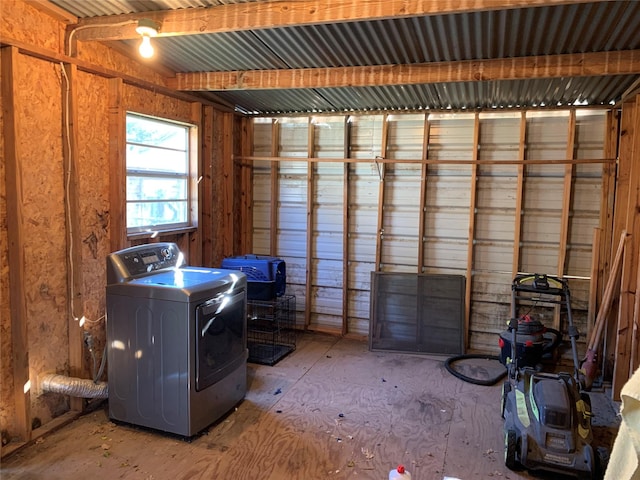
107,295 -> 191,435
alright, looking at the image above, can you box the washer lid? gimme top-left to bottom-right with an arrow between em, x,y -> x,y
131,267 -> 233,289
107,267 -> 247,301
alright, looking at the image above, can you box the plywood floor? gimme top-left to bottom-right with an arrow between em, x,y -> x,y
1,333 -> 619,480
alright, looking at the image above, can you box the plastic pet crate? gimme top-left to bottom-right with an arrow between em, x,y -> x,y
221,255 -> 286,301
247,295 -> 296,365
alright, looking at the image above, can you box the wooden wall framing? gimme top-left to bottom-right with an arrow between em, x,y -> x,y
246,110 -> 628,381
2,45 -> 31,445
61,62 -> 85,413
1,11 -> 242,451
612,95 -> 640,399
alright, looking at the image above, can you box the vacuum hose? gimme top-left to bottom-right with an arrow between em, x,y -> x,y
444,354 -> 507,386
40,373 -> 108,399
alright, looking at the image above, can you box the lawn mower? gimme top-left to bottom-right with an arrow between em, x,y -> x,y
501,274 -> 606,479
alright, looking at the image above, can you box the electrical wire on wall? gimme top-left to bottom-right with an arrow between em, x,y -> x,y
42,21 -> 141,396
59,61 -> 106,384
66,21 -> 136,57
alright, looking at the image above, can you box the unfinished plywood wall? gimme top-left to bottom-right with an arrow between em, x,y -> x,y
1,0 -> 240,450
76,70 -> 111,381
19,54 -> 71,426
251,110 -> 613,356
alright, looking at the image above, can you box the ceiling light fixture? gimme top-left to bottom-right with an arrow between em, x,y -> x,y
136,19 -> 159,59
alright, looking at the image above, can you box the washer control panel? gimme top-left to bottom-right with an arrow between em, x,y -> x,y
107,242 -> 184,283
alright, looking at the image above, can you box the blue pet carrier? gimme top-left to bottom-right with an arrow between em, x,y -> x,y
221,255 -> 286,301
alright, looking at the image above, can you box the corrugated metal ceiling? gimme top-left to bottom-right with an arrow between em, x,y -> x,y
49,0 -> 640,115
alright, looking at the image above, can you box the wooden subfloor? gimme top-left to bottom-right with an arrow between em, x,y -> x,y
1,333 -> 620,480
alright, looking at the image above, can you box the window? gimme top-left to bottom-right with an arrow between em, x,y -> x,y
125,113 -> 195,234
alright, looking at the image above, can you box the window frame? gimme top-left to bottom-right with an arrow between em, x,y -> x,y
125,112 -> 198,237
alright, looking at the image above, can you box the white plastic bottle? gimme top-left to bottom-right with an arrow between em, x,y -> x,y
389,464 -> 411,480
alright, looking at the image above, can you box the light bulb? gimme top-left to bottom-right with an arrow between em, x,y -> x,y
139,35 -> 154,58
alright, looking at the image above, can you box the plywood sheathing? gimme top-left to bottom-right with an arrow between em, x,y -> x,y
0,0 -> 64,53
75,69 -> 111,384
19,53 -> 70,428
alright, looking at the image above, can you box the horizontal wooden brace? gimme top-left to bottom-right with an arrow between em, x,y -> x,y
169,50 -> 640,91
240,156 -> 616,165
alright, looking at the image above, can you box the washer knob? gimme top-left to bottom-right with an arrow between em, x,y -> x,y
160,247 -> 172,260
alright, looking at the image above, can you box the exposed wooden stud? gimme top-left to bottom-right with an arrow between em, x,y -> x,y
558,110 -> 576,277
61,63 -> 84,413
305,118 -> 315,328
375,115 -> 389,272
588,228 -> 601,345
189,102 -> 203,265
270,120 -> 280,256
108,78 -> 126,251
75,0 -> 601,41
342,117 -> 351,336
2,45 -> 31,444
239,117 -> 254,255
418,114 -> 430,274
554,110 -> 576,331
613,94 -> 640,399
512,112 -> 527,278
604,106 -> 635,383
219,112 -> 235,259
599,111 -> 619,298
170,50 -> 640,91
201,105 -> 215,267
209,111 -> 235,264
599,111 -> 620,379
464,114 -> 480,351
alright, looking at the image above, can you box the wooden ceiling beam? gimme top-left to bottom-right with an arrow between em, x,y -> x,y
168,50 -> 640,91
26,0 -> 78,24
73,0 -> 594,41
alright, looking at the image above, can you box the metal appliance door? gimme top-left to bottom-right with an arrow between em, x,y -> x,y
195,289 -> 246,391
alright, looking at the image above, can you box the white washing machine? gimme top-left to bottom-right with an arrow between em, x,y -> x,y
106,242 -> 247,437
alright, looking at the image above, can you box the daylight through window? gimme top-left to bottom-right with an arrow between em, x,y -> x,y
125,113 -> 193,234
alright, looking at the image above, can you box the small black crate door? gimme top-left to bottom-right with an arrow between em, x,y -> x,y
247,295 -> 296,365
369,273 -> 465,355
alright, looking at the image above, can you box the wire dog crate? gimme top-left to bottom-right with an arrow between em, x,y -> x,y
247,295 -> 296,365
